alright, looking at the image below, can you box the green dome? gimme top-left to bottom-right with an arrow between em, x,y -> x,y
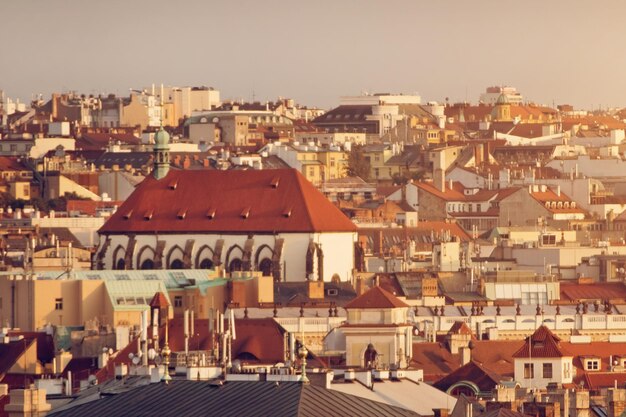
496,93 -> 510,105
154,127 -> 170,148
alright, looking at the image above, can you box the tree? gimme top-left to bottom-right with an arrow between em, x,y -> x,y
346,145 -> 371,180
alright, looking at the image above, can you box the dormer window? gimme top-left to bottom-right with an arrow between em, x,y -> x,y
585,358 -> 600,371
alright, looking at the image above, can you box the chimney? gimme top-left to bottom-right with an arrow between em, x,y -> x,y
307,280 -> 324,299
355,278 -> 367,296
4,386 -> 52,416
556,185 -> 561,197
433,151 -> 446,192
608,388 -> 626,417
433,408 -> 450,417
460,346 -> 471,365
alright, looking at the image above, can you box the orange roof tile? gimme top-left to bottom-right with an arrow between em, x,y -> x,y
344,286 -> 409,309
149,292 -> 169,308
512,326 -> 570,358
99,169 -> 357,234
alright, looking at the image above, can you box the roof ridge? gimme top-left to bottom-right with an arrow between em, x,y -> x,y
292,169 -> 317,231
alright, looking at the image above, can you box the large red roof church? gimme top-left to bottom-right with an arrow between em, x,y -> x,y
96,127 -> 357,282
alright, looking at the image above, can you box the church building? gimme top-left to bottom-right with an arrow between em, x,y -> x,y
95,127 -> 358,282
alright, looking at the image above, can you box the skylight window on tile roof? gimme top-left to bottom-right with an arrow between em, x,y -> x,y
115,274 -> 130,280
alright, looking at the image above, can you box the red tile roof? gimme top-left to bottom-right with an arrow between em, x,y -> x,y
583,372 -> 626,391
0,156 -> 28,171
434,360 -> 503,393
448,321 -> 474,337
344,286 -> 409,309
149,292 -> 170,308
512,326 -> 570,358
560,282 -> 626,302
67,200 -> 123,216
99,169 -> 357,234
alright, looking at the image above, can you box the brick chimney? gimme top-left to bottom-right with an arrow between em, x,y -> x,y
4,386 -> 52,416
608,388 -> 626,417
307,280 -> 324,300
433,408 -> 449,417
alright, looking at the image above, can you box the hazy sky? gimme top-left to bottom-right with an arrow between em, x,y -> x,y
2,0 -> 626,110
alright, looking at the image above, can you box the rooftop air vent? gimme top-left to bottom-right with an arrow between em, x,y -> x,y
123,209 -> 133,220
143,210 -> 153,221
270,177 -> 280,188
177,209 -> 187,219
168,179 -> 178,190
240,207 -> 250,219
206,209 -> 216,219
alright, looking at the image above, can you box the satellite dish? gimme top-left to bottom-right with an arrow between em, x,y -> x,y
128,353 -> 134,360
132,356 -> 140,365
148,348 -> 157,360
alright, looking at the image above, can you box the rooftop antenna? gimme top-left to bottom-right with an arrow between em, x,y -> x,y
161,313 -> 172,384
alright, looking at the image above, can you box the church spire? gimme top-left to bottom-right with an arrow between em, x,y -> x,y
153,84 -> 170,179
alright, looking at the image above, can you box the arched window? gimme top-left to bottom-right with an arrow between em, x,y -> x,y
229,258 -> 243,272
199,258 -> 214,269
259,258 -> 273,276
170,259 -> 184,269
140,259 -> 155,270
450,384 -> 477,397
364,343 -> 378,369
115,258 -> 126,270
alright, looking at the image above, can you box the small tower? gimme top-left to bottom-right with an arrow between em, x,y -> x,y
153,127 -> 170,179
493,93 -> 511,121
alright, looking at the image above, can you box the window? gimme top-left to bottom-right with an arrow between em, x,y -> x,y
585,359 -> 600,371
542,235 -> 556,246
170,259 -> 184,269
524,363 -> 534,379
543,363 -> 553,379
174,296 -> 183,308
199,258 -> 214,269
258,258 -> 273,276
140,259 -> 154,270
55,298 -> 63,310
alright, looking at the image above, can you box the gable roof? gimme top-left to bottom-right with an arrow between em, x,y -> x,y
49,380 -> 420,417
512,326 -> 570,358
149,291 -> 170,308
344,286 -> 409,309
447,321 -> 474,337
433,360 -> 504,393
99,169 -> 357,234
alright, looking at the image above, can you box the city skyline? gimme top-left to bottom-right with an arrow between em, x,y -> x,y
2,0 -> 626,109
